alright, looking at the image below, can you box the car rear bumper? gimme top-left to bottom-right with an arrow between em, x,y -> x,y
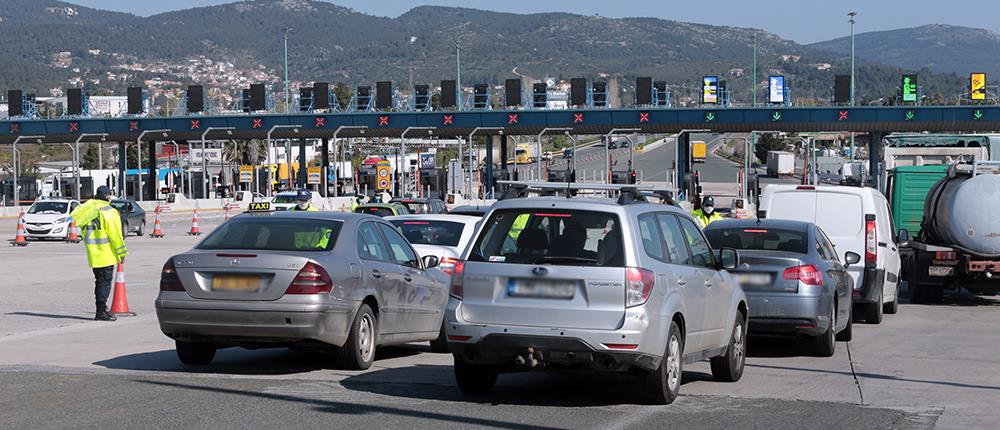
855,268 -> 885,305
746,293 -> 832,336
155,293 -> 358,347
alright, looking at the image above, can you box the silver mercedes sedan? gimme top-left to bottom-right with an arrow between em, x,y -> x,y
155,210 -> 449,370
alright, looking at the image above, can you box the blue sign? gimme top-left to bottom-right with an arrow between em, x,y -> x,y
769,76 -> 785,104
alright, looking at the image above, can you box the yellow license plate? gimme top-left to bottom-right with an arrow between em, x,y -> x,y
212,274 -> 260,291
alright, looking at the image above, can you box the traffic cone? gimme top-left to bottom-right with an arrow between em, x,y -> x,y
65,219 -> 81,243
109,263 -> 136,317
11,211 -> 28,247
150,206 -> 164,238
187,209 -> 201,236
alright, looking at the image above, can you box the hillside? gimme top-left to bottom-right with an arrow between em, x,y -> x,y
0,0 -> 967,105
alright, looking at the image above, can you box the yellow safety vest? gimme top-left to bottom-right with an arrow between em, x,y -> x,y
508,213 -> 529,241
692,209 -> 724,228
290,203 -> 319,212
294,229 -> 332,250
70,199 -> 128,268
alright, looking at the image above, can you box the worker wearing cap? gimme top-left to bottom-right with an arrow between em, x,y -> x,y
69,185 -> 127,321
692,195 -> 724,228
290,189 -> 318,212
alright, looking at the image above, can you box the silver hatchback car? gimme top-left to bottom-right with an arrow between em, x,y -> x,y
155,210 -> 449,370
446,184 -> 749,404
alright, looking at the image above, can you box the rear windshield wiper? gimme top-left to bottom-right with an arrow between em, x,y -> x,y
536,256 -> 599,265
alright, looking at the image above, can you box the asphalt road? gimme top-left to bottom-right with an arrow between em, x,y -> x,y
1,210 -> 997,429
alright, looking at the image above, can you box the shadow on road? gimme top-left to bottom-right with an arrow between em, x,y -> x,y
5,311 -> 93,321
745,336 -> 820,358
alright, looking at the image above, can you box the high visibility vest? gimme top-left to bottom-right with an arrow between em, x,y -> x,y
294,229 -> 332,250
70,200 -> 128,268
290,203 -> 319,212
692,209 -> 724,228
508,213 -> 530,241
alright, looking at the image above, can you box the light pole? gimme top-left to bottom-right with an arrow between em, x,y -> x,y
136,129 -> 169,201
199,127 -> 234,199
848,12 -> 857,161
537,128 -> 572,180
400,127 -> 436,197
752,33 -> 758,107
603,128 -> 640,184
282,27 -> 291,114
73,133 -> 107,201
11,135 -> 43,208
466,127 -> 503,198
331,126 -> 367,197
265,125 -> 299,198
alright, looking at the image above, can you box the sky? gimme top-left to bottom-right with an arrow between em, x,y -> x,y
65,0 -> 992,44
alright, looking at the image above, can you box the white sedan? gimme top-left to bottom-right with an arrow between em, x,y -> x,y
23,198 -> 80,239
385,214 -> 480,275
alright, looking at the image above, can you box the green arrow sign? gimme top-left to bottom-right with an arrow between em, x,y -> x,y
905,110 -> 915,121
771,111 -> 782,122
974,110 -> 984,120
705,112 -> 716,122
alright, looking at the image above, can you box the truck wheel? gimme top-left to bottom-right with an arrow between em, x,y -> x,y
863,287 -> 884,324
643,321 -> 684,404
811,305 -> 836,357
454,357 -> 497,395
883,282 -> 899,314
710,313 -> 746,382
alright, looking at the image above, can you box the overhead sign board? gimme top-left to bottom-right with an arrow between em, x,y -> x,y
971,73 -> 986,101
901,74 -> 918,103
768,76 -> 785,104
702,76 -> 718,104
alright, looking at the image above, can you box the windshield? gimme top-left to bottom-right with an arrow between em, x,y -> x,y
198,217 -> 342,252
357,206 -> 394,217
110,201 -> 130,212
469,209 -> 623,266
389,220 -> 465,247
28,202 -> 68,214
272,196 -> 298,204
705,227 -> 808,254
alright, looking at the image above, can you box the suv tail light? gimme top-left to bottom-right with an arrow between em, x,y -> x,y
439,257 -> 461,275
626,267 -> 655,307
865,215 -> 877,266
450,260 -> 465,299
160,258 -> 184,292
286,262 -> 333,295
783,265 -> 822,286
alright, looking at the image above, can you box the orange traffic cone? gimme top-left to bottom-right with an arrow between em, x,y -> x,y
109,263 -> 136,317
150,206 -> 164,238
187,209 -> 201,236
11,211 -> 28,247
65,219 -> 81,243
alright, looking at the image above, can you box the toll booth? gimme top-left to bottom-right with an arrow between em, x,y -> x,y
417,168 -> 448,199
547,169 -> 574,183
59,177 -> 95,200
610,170 -> 634,184
2,177 -> 39,204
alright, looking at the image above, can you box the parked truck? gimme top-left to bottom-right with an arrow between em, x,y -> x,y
901,162 -> 1000,302
766,151 -> 794,177
514,143 -> 532,164
691,140 -> 707,163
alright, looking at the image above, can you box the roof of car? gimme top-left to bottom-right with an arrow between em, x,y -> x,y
384,214 -> 481,225
704,218 -> 811,232
244,210 -> 374,222
390,197 -> 442,203
491,196 -> 686,215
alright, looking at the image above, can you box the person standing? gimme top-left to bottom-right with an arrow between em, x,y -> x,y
290,189 -> 319,212
69,186 -> 128,321
692,195 -> 724,228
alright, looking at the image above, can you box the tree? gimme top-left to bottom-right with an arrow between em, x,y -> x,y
754,133 -> 788,164
221,140 -> 268,165
81,143 -> 101,169
334,83 -> 352,109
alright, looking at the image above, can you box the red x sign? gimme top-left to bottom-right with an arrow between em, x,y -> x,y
315,117 -> 326,127
129,121 -> 139,131
68,122 -> 79,132
508,113 -> 519,124
639,112 -> 650,123
443,115 -> 454,125
573,113 -> 585,124
9,123 -> 20,134
838,111 -> 849,121
251,118 -> 263,128
190,119 -> 200,130
378,116 -> 390,126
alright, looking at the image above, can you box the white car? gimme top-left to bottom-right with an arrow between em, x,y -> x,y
22,198 -> 80,239
760,184 -> 902,324
385,214 -> 480,275
270,192 -> 300,211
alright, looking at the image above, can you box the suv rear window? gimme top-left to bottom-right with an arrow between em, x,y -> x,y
469,209 -> 624,267
389,220 -> 464,247
705,227 -> 807,254
198,218 -> 342,252
399,202 -> 429,214
357,206 -> 394,217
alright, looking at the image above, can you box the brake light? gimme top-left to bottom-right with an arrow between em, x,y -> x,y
783,265 -> 822,286
796,186 -> 815,190
159,258 -> 184,292
286,262 -> 333,295
743,229 -> 769,233
603,343 -> 640,350
533,213 -> 572,218
450,260 -> 465,299
439,257 -> 461,275
626,267 -> 655,307
865,216 -> 877,266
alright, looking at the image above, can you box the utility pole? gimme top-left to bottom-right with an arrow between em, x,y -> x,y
848,12 -> 857,160
456,42 -> 462,110
282,27 -> 291,114
752,33 -> 757,107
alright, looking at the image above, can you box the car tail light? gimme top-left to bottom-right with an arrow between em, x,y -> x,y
286,262 -> 333,295
865,215 -> 877,266
626,267 -> 655,307
439,257 -> 461,275
450,260 -> 465,299
603,343 -> 640,350
796,185 -> 815,190
783,265 -> 822,286
159,259 -> 184,292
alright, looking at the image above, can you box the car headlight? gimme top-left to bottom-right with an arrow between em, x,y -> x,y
54,217 -> 68,224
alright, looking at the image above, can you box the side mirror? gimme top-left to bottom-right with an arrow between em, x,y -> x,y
844,251 -> 861,268
422,255 -> 440,270
717,248 -> 739,271
756,210 -> 767,219
896,229 -> 910,243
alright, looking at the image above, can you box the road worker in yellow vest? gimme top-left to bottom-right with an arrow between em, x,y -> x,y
692,195 -> 724,228
69,185 -> 128,321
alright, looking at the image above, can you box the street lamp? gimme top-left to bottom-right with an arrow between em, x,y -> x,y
198,127 -> 234,199
265,125 -> 299,197
849,12 -> 857,160
11,135 -> 44,208
466,127 -> 503,198
331,126 -> 367,197
73,133 -> 107,201
400,127 -> 436,197
282,27 -> 292,114
136,129 -> 169,201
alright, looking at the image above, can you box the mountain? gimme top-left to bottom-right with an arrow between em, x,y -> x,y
810,24 -> 1000,79
0,0 -> 966,106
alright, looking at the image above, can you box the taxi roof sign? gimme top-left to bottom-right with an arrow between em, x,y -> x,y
247,201 -> 273,212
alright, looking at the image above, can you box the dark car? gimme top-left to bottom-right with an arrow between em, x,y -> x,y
110,199 -> 147,236
704,219 -> 859,357
447,204 -> 491,217
562,148 -> 574,159
606,140 -> 618,149
389,197 -> 447,214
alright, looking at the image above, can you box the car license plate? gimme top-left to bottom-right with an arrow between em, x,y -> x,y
212,274 -> 261,291
928,266 -> 954,277
737,273 -> 773,286
507,279 -> 575,299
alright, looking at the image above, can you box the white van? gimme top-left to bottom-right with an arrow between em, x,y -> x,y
759,184 -> 901,324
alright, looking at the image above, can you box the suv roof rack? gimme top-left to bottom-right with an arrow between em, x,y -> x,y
497,181 -> 671,206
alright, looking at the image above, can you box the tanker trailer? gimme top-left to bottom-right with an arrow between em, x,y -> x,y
902,161 -> 1000,303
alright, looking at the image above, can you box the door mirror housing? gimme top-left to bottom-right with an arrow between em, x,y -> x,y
844,251 -> 861,268
896,228 -> 910,244
717,248 -> 739,271
422,255 -> 440,270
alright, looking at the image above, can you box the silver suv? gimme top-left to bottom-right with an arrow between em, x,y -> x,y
446,184 -> 748,404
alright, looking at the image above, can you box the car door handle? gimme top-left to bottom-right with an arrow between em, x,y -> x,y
676,277 -> 687,286
403,274 -> 413,282
371,270 -> 382,279
705,279 -> 713,288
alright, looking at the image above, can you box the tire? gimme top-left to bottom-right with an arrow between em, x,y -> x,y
710,313 -> 746,382
812,305 -> 836,357
429,321 -> 449,353
453,356 -> 498,395
863,285 -> 884,324
835,304 -> 853,342
642,321 -> 684,405
884,282 -> 899,314
337,303 -> 377,370
176,341 -> 216,365
137,220 -> 145,237
122,221 -> 130,237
